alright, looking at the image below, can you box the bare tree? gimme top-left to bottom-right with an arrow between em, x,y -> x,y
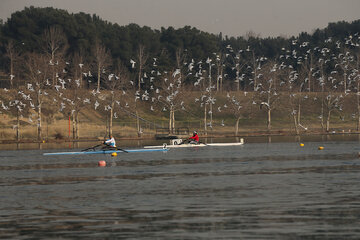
136,44 -> 148,91
102,61 -> 130,136
215,52 -> 225,92
355,52 -> 360,131
335,48 -> 355,94
153,69 -> 186,134
225,92 -> 251,135
72,51 -> 88,89
323,93 -> 343,132
42,26 -> 68,85
4,40 -> 21,88
57,78 -> 91,139
205,57 -> 216,130
225,46 -> 246,91
303,51 -> 314,92
0,89 -> 31,141
314,56 -> 344,132
253,61 -> 282,131
250,49 -> 258,92
93,40 -> 111,92
24,52 -> 50,140
285,69 -> 308,134
192,63 -> 216,135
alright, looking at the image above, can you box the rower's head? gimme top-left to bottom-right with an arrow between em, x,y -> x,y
193,131 -> 197,136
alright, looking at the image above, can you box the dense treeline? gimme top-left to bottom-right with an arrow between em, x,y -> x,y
0,6 -> 360,141
0,6 -> 359,83
0,6 -> 219,74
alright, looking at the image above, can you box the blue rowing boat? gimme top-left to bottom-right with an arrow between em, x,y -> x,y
43,148 -> 168,156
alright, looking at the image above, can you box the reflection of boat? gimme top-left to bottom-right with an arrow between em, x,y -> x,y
155,127 -> 190,140
144,138 -> 244,149
43,148 -> 168,156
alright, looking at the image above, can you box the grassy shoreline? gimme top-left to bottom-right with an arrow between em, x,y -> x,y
1,91 -> 359,143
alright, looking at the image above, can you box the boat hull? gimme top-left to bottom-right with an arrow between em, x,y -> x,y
144,142 -> 244,149
44,148 -> 168,156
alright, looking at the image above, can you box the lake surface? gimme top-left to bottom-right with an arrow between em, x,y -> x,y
1,136 -> 360,239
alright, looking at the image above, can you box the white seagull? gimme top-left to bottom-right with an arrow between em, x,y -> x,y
130,59 -> 136,69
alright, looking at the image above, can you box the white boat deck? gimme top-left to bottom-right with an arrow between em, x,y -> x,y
144,139 -> 244,149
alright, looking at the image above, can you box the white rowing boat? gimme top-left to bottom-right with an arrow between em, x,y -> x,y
144,138 -> 244,149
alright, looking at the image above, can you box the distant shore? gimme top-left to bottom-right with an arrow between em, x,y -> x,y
1,129 -> 359,144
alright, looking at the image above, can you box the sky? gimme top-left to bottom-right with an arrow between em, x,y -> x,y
0,0 -> 359,38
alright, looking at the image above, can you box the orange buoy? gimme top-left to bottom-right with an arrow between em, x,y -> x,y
98,160 -> 106,167
318,146 -> 324,150
300,143 -> 304,147
111,152 -> 117,157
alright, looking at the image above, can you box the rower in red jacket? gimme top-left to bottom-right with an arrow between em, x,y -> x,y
188,131 -> 199,144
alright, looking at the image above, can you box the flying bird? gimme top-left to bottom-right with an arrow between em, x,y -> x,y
130,59 -> 136,68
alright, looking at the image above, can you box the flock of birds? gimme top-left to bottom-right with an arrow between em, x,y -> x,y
1,32 -> 360,133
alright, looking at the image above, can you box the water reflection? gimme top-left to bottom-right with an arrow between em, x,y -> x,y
1,136 -> 360,238
1,134 -> 360,151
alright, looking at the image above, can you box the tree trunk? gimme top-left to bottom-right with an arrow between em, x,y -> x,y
293,113 -> 299,135
357,82 -> 360,131
326,110 -> 331,132
51,53 -> 56,86
172,110 -> 175,134
320,93 -> 324,131
235,116 -> 241,136
138,65 -> 142,91
216,66 -> 220,92
109,110 -> 113,136
220,68 -> 223,92
97,65 -> 101,92
267,108 -> 271,131
79,66 -> 83,89
75,111 -> 79,139
37,103 -> 42,141
136,109 -> 141,137
320,64 -> 325,131
209,102 -> 213,129
137,44 -> 147,91
168,108 -> 175,134
168,110 -> 172,134
6,41 -> 15,89
16,111 -> 20,141
109,101 -> 115,136
236,66 -> 240,92
297,102 -> 301,125
72,112 -> 76,139
252,51 -> 257,91
308,54 -> 313,92
10,57 -> 14,89
204,104 -> 207,135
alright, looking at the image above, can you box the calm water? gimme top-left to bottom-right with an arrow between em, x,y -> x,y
1,136 -> 360,239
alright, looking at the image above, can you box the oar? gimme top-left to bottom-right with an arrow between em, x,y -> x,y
116,147 -> 128,153
199,141 -> 207,146
82,143 -> 102,151
100,145 -> 128,153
